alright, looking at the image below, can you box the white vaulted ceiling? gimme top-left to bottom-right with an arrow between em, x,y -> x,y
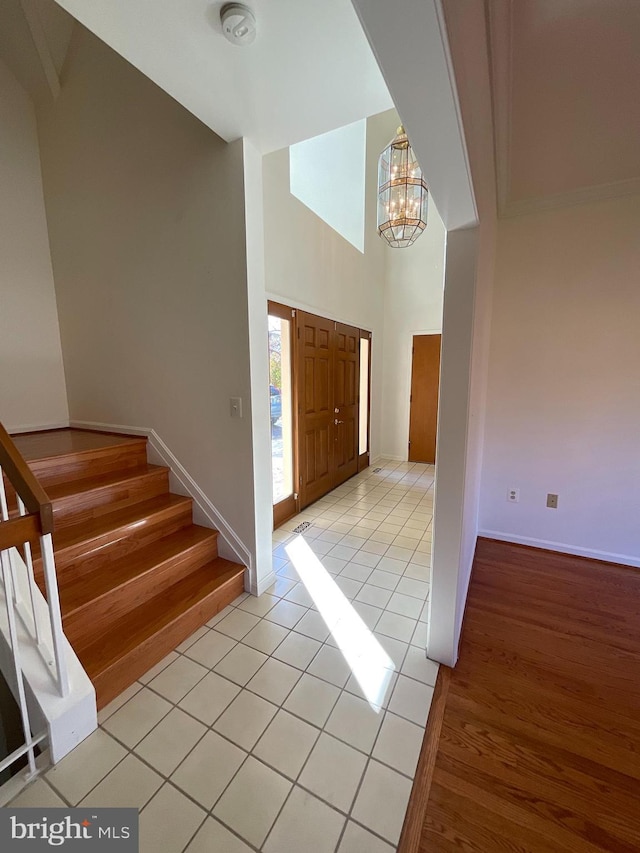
488,0 -> 640,216
52,0 -> 393,153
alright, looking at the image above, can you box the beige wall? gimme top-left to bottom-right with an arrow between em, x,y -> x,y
263,114 -> 390,331
481,194 -> 640,565
263,111 -> 392,460
36,28 -> 256,564
381,207 -> 446,459
0,59 -> 68,431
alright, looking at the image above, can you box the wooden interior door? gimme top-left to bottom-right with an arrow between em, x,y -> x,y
298,312 -> 334,506
333,322 -> 360,487
408,334 -> 441,463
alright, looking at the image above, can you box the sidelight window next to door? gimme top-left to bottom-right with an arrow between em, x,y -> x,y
269,304 -> 296,527
268,302 -> 372,527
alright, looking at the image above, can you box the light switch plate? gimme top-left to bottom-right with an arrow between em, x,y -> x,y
230,397 -> 243,418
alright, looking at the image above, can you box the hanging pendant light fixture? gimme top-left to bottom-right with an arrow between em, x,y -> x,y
377,126 -> 428,248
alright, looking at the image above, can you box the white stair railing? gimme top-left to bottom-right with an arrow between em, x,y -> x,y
0,423 -> 70,784
0,549 -> 45,779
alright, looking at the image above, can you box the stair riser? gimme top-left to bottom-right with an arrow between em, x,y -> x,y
36,500 -> 194,580
27,441 -> 148,491
52,470 -> 169,530
63,536 -> 220,643
92,572 -> 244,709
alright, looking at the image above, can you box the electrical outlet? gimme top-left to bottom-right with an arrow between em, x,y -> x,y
507,488 -> 520,503
546,493 -> 558,509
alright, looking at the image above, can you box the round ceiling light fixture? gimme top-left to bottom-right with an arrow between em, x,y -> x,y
220,3 -> 257,46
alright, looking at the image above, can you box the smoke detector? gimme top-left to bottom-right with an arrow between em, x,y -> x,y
220,3 -> 257,46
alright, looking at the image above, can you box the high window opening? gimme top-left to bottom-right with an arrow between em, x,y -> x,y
289,120 -> 367,252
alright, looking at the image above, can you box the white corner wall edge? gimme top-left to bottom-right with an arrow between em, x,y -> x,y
350,0 -> 477,232
243,138 -> 276,598
69,420 -> 253,587
352,0 -> 481,669
479,530 -> 640,570
427,228 -> 479,668
0,551 -> 96,769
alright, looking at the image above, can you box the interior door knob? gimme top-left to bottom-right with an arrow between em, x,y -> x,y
334,407 -> 340,413
334,419 -> 344,425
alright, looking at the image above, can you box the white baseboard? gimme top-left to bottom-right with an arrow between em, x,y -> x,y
255,570 -> 277,596
479,529 -> 640,569
69,420 -> 253,581
8,421 -> 70,435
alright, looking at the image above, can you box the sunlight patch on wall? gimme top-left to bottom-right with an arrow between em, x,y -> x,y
290,119 -> 366,253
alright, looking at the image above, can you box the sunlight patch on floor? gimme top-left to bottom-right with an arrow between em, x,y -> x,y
285,535 -> 395,711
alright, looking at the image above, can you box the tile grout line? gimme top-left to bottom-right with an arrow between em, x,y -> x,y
114,625 -> 428,846
256,657 -> 388,852
108,642 -> 427,829
96,720 -> 261,852
178,617 -> 435,736
178,575 -> 431,679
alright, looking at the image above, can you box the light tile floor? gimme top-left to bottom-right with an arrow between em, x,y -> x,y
10,459 -> 437,852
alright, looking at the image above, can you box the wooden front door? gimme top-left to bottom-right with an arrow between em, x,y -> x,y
297,312 -> 361,507
333,322 -> 360,487
298,312 -> 334,506
408,334 -> 441,463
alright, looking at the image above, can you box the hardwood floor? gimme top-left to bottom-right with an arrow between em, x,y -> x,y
404,538 -> 640,853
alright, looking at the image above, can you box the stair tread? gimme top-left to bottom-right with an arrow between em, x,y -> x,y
61,525 -> 218,614
51,493 -> 192,554
76,559 -> 244,677
13,428 -> 143,463
47,464 -> 167,501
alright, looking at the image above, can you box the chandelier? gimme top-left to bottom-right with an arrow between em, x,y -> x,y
377,126 -> 428,248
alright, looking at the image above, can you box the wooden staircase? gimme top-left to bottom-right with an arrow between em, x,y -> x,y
10,429 -> 245,709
